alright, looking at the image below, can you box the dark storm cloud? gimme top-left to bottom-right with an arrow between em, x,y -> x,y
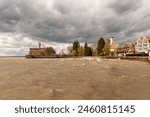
109,0 -> 142,15
0,0 -> 150,55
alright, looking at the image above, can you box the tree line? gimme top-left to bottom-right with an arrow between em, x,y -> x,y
64,37 -> 110,57
47,37 -> 110,57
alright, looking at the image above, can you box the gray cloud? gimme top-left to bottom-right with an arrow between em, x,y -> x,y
109,0 -> 142,15
0,0 -> 150,55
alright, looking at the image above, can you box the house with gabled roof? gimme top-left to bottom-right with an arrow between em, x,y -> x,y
135,36 -> 150,53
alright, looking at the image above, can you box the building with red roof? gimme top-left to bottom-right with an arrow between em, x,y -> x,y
135,36 -> 150,53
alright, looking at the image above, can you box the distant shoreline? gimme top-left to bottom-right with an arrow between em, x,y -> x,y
0,56 -> 149,63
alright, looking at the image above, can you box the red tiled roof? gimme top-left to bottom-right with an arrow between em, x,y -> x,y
145,36 -> 150,40
138,36 -> 150,40
110,44 -> 119,49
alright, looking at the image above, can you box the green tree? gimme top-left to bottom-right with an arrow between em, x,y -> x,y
46,47 -> 56,55
103,39 -> 110,56
91,46 -> 97,56
87,47 -> 93,56
84,41 -> 88,56
73,40 -> 80,54
96,37 -> 105,56
71,50 -> 78,56
78,46 -> 84,56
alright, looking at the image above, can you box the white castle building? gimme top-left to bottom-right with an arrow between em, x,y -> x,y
135,36 -> 150,53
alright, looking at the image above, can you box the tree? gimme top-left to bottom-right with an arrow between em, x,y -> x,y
59,49 -> 66,56
78,46 -> 84,56
67,46 -> 73,55
97,37 -> 105,56
46,47 -> 56,55
84,41 -> 88,56
91,46 -> 97,56
103,39 -> 110,56
73,40 -> 80,54
87,47 -> 93,56
71,50 -> 78,56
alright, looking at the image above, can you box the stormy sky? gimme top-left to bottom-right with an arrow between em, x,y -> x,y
0,0 -> 150,56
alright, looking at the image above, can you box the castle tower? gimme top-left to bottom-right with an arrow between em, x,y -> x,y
38,42 -> 41,49
110,37 -> 114,44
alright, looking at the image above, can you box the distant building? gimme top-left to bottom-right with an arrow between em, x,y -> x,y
135,36 -> 150,53
109,37 -> 119,53
117,43 -> 135,55
110,37 -> 114,44
110,43 -> 119,53
29,48 -> 47,56
28,43 -> 56,56
109,37 -> 135,56
128,43 -> 136,54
